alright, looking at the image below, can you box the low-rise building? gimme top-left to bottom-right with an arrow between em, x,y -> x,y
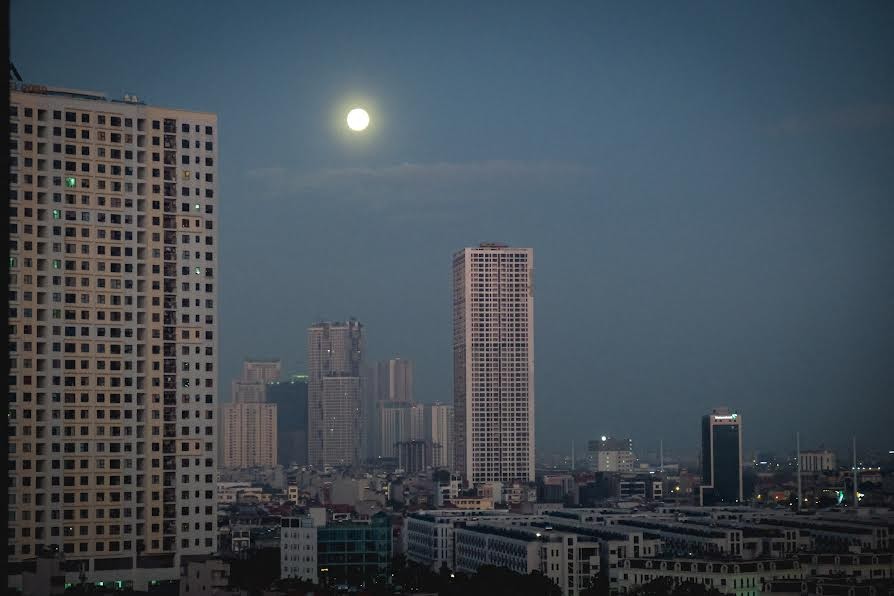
454,523 -> 601,596
281,511 -> 391,588
613,558 -> 803,595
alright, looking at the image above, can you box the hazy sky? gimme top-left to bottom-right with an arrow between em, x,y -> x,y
13,1 -> 894,457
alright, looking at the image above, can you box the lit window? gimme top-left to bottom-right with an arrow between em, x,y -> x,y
65,177 -> 77,188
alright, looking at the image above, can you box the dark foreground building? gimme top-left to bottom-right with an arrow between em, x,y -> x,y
266,375 -> 308,466
700,407 -> 743,505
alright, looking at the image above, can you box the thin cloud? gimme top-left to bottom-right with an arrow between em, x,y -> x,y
774,102 -> 894,135
246,160 -> 596,211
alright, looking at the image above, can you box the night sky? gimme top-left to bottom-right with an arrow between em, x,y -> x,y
12,1 -> 894,458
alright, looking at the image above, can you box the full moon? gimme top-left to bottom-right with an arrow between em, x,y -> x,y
346,108 -> 370,131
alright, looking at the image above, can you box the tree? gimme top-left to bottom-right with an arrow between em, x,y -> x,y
581,572 -> 611,596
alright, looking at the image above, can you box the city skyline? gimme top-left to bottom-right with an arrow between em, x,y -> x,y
11,2 -> 894,457
8,3 -> 894,595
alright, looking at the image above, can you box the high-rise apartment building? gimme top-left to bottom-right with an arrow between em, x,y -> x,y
307,321 -> 364,468
222,401 -> 277,468
377,358 -> 413,402
426,403 -> 454,470
587,437 -> 635,473
453,243 -> 535,485
700,407 -> 743,506
222,359 -> 279,468
8,83 -> 219,589
240,358 -> 281,384
376,401 -> 424,459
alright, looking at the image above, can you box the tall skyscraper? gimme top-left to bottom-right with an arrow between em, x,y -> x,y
377,358 -> 414,402
453,243 -> 535,485
425,403 -> 454,470
364,357 -> 415,459
222,359 -> 279,468
307,321 -> 364,467
267,375 -> 309,466
700,407 -> 743,505
8,83 -> 218,589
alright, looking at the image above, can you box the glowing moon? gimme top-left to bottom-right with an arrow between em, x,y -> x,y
346,108 -> 370,131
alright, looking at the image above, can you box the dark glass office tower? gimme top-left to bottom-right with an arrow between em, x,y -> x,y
267,375 -> 309,466
700,407 -> 743,505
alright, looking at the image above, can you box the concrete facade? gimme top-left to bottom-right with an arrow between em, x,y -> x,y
8,83 -> 218,589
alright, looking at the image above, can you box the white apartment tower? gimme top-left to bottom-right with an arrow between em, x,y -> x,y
453,243 -> 535,485
8,83 -> 219,590
307,321 -> 364,468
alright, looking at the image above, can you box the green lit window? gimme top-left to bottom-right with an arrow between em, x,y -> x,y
52,309 -> 61,318
194,204 -> 200,210
9,257 -> 15,268
65,177 -> 77,188
194,267 -> 201,275
52,259 -> 61,269
52,209 -> 62,219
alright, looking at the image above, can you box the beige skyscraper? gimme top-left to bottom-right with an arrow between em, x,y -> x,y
453,243 -> 535,485
307,321 -> 364,467
8,83 -> 218,589
240,358 -> 281,384
222,359 -> 279,468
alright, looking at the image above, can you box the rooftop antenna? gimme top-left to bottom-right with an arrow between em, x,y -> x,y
659,439 -> 664,472
9,61 -> 23,82
796,432 -> 802,512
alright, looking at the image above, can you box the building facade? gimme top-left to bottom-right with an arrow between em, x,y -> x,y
799,449 -> 837,473
453,243 -> 535,485
8,83 -> 219,589
239,359 -> 281,384
587,437 -> 636,473
281,512 -> 391,588
700,407 -> 743,506
266,376 -> 308,466
307,321 -> 364,468
376,401 -> 424,459
377,358 -> 414,402
426,402 -> 454,470
222,401 -> 277,468
222,358 -> 279,468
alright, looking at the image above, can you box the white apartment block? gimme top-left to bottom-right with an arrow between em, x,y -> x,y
453,243 -> 534,485
454,523 -> 601,596
307,321 -> 364,468
280,516 -> 318,584
8,83 -> 218,590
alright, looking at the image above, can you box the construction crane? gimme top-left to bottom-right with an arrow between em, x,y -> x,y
9,61 -> 23,82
